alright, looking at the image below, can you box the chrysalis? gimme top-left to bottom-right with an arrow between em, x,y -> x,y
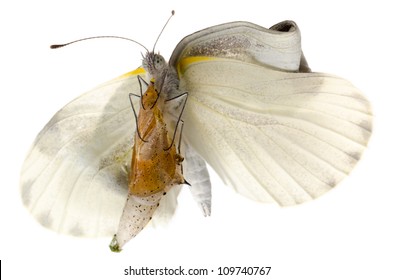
110,52 -> 187,251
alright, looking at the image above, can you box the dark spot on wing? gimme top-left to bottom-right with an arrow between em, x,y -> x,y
38,212 -> 53,228
20,180 -> 33,207
69,224 -> 85,236
327,179 -> 337,188
348,151 -> 361,161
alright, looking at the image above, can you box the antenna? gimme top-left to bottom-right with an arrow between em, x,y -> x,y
152,10 -> 175,52
50,35 -> 149,52
50,10 -> 175,53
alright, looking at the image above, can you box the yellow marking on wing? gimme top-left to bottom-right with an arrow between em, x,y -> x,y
177,56 -> 218,77
117,67 -> 146,79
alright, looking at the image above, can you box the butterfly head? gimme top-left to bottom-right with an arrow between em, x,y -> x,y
142,52 -> 167,76
142,51 -> 180,98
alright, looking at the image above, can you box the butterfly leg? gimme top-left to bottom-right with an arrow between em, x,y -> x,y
164,92 -> 188,151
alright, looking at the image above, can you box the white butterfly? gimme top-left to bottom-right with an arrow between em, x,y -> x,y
20,19 -> 372,250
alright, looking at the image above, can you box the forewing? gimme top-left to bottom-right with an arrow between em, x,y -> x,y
178,57 -> 372,206
169,21 -> 308,73
21,69 -> 144,237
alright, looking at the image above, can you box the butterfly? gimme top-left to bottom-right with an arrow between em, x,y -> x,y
20,15 -> 372,251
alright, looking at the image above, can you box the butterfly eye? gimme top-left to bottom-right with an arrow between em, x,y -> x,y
153,54 -> 165,70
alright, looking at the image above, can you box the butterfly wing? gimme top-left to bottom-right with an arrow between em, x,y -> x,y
178,57 -> 372,206
20,68 -> 180,237
171,21 -> 372,206
169,20 -> 309,74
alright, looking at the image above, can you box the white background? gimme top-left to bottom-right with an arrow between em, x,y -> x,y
1,0 -> 392,279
